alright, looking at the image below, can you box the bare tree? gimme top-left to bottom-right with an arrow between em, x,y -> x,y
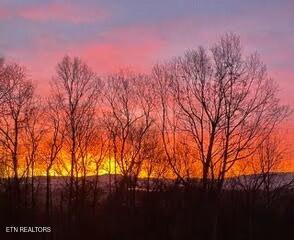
154,33 -> 289,193
50,56 -> 101,212
42,97 -> 65,216
91,126 -> 109,211
139,129 -> 169,192
153,64 -> 201,187
23,98 -> 45,208
235,133 -> 293,206
103,71 -> 155,206
0,63 -> 34,204
0,58 -> 15,104
229,133 -> 291,240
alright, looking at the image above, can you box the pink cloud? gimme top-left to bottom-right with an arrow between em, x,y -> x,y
81,40 -> 164,73
82,25 -> 167,71
0,3 -> 107,23
269,69 -> 294,105
6,25 -> 166,94
0,8 -> 9,18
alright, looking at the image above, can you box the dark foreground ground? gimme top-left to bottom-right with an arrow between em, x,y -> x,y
1,175 -> 294,240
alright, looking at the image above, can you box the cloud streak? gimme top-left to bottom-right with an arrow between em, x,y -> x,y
0,2 -> 108,23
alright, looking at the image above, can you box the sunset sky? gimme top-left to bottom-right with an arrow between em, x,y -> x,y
0,0 -> 293,162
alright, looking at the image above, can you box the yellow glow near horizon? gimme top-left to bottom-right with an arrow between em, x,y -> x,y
2,148 -> 293,179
